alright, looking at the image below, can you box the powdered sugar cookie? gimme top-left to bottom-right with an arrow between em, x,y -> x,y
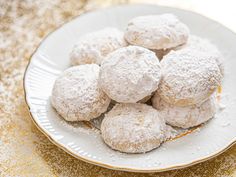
51,64 -> 111,121
125,14 -> 189,50
152,93 -> 216,128
99,46 -> 161,103
70,28 -> 127,65
159,49 -> 222,106
178,35 -> 224,75
101,103 -> 166,153
153,35 -> 224,70
157,35 -> 224,73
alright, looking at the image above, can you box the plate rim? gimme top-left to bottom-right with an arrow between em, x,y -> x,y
23,3 -> 236,173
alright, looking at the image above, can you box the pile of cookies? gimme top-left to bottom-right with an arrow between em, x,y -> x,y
51,14 -> 223,153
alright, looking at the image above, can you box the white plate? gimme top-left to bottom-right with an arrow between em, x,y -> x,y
24,4 -> 236,172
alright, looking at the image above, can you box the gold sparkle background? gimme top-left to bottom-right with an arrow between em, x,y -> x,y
0,0 -> 235,176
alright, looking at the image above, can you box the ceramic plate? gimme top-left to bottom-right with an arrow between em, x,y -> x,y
24,4 -> 236,172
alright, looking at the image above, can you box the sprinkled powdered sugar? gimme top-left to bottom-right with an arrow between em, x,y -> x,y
152,35 -> 225,70
70,27 -> 127,65
124,14 -> 189,50
51,64 -> 111,121
152,92 -> 217,128
99,46 -> 161,103
1,1 -> 235,176
57,115 -> 100,135
176,35 -> 224,74
159,49 -> 222,106
101,103 -> 166,153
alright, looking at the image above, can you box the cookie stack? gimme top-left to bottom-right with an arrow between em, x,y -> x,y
51,14 -> 223,153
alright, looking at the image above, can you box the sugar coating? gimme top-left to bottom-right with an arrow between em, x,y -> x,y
177,35 -> 224,75
153,35 -> 224,64
101,103 -> 166,153
152,93 -> 216,128
153,35 -> 224,75
159,49 -> 222,106
51,64 -> 111,121
70,28 -> 127,65
99,46 -> 161,103
125,14 -> 189,50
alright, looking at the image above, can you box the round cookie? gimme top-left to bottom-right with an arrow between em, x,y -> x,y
159,49 -> 222,106
101,103 -> 166,153
152,93 -> 216,128
51,64 -> 111,121
157,35 -> 224,73
125,14 -> 189,50
178,35 -> 224,75
99,46 -> 161,103
70,27 -> 127,65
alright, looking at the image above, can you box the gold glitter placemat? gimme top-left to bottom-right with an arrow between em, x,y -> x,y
0,0 -> 235,176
